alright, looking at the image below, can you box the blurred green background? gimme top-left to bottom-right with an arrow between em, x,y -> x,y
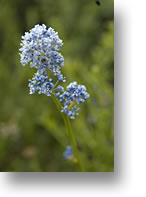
0,0 -> 114,172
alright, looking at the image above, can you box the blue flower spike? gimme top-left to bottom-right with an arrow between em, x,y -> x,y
59,81 -> 90,119
20,24 -> 89,171
19,24 -> 65,82
20,24 -> 90,120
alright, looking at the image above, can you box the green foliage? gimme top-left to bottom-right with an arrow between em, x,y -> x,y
0,0 -> 114,171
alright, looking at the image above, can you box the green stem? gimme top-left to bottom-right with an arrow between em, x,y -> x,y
64,115 -> 83,171
52,94 -> 84,172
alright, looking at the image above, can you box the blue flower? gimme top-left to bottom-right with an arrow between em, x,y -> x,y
59,81 -> 90,119
19,24 -> 65,81
63,146 -> 73,160
56,85 -> 64,92
28,71 -> 54,96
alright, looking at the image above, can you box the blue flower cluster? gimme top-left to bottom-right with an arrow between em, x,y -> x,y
19,24 -> 65,81
28,71 -> 54,96
63,146 -> 73,160
20,24 -> 89,119
59,82 -> 90,119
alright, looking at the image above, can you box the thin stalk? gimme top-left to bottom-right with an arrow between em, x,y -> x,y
52,94 -> 84,172
63,115 -> 83,171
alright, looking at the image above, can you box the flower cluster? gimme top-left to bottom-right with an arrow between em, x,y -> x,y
59,82 -> 90,119
19,24 -> 65,81
28,71 -> 54,96
20,24 -> 89,119
63,146 -> 73,160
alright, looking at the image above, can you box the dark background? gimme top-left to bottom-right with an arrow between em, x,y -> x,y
0,0 -> 114,172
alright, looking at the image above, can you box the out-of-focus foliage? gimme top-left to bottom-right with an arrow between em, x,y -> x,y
0,0 -> 114,172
